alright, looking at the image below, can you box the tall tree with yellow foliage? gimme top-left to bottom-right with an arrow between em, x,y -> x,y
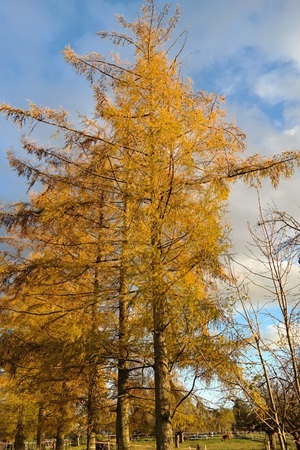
0,111 -> 122,445
1,2 -> 300,450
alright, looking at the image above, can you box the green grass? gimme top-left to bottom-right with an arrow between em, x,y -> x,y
126,434 -> 297,450
126,437 -> 264,450
90,433 -> 297,450
179,436 -> 265,450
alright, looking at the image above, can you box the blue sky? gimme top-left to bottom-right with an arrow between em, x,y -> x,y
1,0 -> 300,288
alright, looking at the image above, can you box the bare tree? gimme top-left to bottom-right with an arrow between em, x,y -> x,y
229,199 -> 300,449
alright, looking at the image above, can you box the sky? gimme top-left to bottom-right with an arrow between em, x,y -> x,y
1,1 -> 300,333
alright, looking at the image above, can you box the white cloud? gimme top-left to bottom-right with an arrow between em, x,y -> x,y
255,69 -> 300,104
179,0 -> 300,70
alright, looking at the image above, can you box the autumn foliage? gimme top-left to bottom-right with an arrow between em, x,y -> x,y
1,2 -> 300,450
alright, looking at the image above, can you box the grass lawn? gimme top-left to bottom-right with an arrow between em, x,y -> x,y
125,434 -> 297,450
179,436 -> 265,450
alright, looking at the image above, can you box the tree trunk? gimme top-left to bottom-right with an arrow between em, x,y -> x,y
116,361 -> 130,450
37,406 -> 46,450
116,290 -> 130,450
174,434 -> 179,448
86,432 -> 96,450
293,433 -> 300,450
174,432 -> 184,448
266,430 -> 287,450
267,431 -> 276,450
14,414 -> 25,450
277,431 -> 287,450
86,365 -> 97,450
179,431 -> 184,443
153,298 -> 173,450
116,199 -> 131,450
55,429 -> 65,450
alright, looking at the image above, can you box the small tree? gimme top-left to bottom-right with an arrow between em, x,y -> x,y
215,408 -> 235,433
229,200 -> 300,450
232,399 -> 258,432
